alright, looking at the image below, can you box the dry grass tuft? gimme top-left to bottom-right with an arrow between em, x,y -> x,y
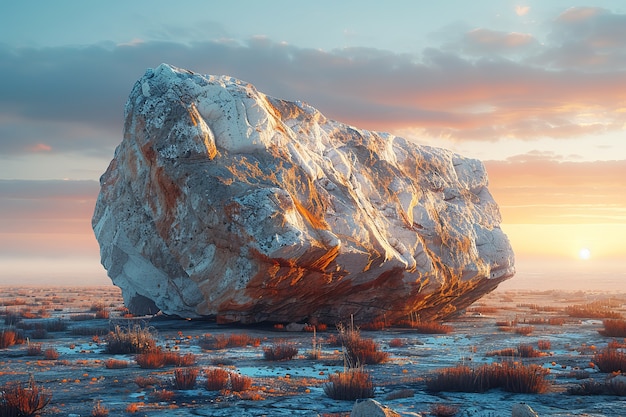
205,368 -> 230,391
337,325 -> 388,366
565,304 -> 622,319
91,400 -> 109,417
430,403 -> 460,417
426,361 -> 550,394
593,345 -> 626,373
104,358 -> 129,369
323,368 -> 374,401
229,372 -> 253,392
0,329 -> 21,349
173,367 -> 198,390
599,319 -> 626,337
43,347 -> 59,360
263,341 -> 299,361
412,321 -> 453,334
105,325 -> 156,354
134,376 -> 161,389
136,348 -> 195,369
198,333 -> 260,350
150,389 -> 175,402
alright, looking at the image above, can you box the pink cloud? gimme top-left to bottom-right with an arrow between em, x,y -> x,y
515,5 -> 530,17
26,143 -> 52,152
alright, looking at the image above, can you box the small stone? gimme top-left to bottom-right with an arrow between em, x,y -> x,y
350,398 -> 401,417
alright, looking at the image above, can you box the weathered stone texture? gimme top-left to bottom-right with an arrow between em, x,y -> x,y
93,64 -> 515,323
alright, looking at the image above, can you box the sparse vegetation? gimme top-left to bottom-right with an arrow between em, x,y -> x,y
173,367 -> 198,390
91,400 -> 109,417
565,303 -> 622,319
263,341 -> 299,361
430,403 -> 460,417
0,377 -> 51,416
229,372 -> 253,392
487,344 -> 545,358
599,319 -> 626,337
43,347 -> 59,360
426,362 -> 550,394
198,333 -> 261,350
0,329 -> 21,348
205,367 -> 230,391
134,376 -> 161,389
135,348 -> 195,369
150,389 -> 175,402
592,344 -> 626,373
105,324 -> 156,354
412,321 -> 453,334
323,368 -> 374,400
337,324 -> 388,366
104,358 -> 129,369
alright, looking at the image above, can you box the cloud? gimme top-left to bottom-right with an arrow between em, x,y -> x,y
515,5 -> 530,17
462,28 -> 537,55
535,7 -> 626,69
1,6 -> 626,160
485,156 -> 626,224
0,179 -> 101,260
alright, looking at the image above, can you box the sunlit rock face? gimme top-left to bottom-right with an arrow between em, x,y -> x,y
93,63 -> 515,323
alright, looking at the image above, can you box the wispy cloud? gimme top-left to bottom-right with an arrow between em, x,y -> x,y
1,6 -> 625,160
486,155 -> 626,224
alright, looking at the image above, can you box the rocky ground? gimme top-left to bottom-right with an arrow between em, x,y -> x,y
1,286 -> 625,416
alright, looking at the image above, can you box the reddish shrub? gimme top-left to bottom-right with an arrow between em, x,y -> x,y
205,368 -> 230,391
173,368 -> 198,390
0,329 -> 18,348
229,372 -> 253,392
199,333 -> 260,350
412,321 -> 453,334
514,326 -> 534,336
338,326 -> 388,366
43,347 -> 59,360
0,377 -> 51,416
91,400 -> 109,417
599,319 -> 626,337
593,346 -> 626,373
427,362 -> 549,394
104,359 -> 129,369
430,403 -> 459,417
389,338 -> 405,348
263,341 -> 299,361
136,349 -> 195,368
150,389 -> 175,402
134,376 -> 160,388
537,340 -> 552,350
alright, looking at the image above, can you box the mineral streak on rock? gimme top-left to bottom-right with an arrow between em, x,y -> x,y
93,63 -> 515,323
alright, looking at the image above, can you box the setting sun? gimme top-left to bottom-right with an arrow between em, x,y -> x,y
578,247 -> 591,260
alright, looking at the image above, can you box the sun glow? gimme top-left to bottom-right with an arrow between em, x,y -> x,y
578,247 -> 591,260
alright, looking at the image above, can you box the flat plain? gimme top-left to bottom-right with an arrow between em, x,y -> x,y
1,286 -> 625,416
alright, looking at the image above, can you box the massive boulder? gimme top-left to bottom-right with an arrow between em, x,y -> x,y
93,63 -> 515,324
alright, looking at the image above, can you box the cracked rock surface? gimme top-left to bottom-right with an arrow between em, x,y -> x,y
93,63 -> 515,323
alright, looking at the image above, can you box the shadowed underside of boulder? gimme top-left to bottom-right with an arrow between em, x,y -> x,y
93,63 -> 515,324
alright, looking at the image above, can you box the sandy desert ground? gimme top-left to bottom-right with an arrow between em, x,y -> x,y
1,285 -> 625,416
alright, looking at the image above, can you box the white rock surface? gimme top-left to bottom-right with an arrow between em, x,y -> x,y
351,398 -> 401,417
93,63 -> 515,322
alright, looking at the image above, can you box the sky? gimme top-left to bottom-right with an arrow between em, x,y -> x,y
0,1 -> 624,289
